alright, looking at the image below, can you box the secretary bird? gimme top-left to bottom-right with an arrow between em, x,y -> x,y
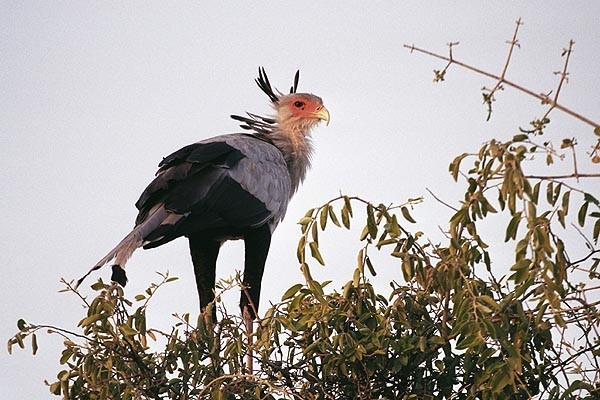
76,68 -> 329,324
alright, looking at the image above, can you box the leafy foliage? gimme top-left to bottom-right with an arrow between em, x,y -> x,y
9,132 -> 600,398
9,24 -> 600,399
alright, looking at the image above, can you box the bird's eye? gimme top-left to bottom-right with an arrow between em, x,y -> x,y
293,101 -> 305,108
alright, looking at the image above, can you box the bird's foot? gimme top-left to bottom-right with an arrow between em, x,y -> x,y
111,265 -> 128,286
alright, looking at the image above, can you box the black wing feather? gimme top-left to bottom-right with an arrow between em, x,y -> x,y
135,141 -> 244,222
135,137 -> 276,249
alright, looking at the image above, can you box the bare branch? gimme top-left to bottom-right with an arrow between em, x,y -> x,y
403,39 -> 600,130
542,40 -> 575,122
426,187 -> 459,211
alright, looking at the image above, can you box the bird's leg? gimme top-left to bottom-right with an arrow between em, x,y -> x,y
240,224 -> 272,320
188,235 -> 221,323
241,225 -> 271,374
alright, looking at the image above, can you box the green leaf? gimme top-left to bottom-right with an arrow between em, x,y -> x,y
511,258 -> 531,284
15,334 -> 24,349
298,216 -> 313,226
562,379 -> 596,399
478,295 -> 499,311
561,190 -> 570,215
577,201 -> 589,227
505,212 -> 522,242
400,206 -> 416,223
49,381 -> 61,395
546,181 -> 554,205
552,182 -> 562,206
366,204 -> 378,239
357,248 -> 364,270
119,324 -> 139,337
328,205 -> 341,227
31,333 -> 38,355
532,181 -> 541,204
297,236 -> 306,263
353,268 -> 361,287
594,218 -> 600,244
343,196 -> 353,216
359,225 -> 369,241
418,336 -> 426,352
389,214 -> 401,236
309,242 -> 325,266
319,207 -> 328,230
311,221 -> 319,242
78,314 -> 103,328
365,257 -> 377,276
17,319 -> 26,331
557,209 -> 566,228
401,255 -> 413,281
59,348 -> 73,364
282,284 -> 303,301
449,153 -> 468,181
490,366 -> 512,393
90,280 -> 107,291
341,206 -> 351,229
594,126 -> 600,136
498,188 -> 506,210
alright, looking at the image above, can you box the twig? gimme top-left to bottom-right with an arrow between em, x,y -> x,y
542,41 -> 574,121
576,284 -> 600,293
33,324 -> 91,342
484,18 -> 524,113
545,300 -> 600,315
60,278 -> 91,308
569,249 -> 600,267
426,187 -> 459,212
570,223 -> 595,252
523,173 -> 600,180
403,40 -> 600,129
571,141 -> 579,182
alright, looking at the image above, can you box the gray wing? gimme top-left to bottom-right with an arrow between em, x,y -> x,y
136,133 -> 292,248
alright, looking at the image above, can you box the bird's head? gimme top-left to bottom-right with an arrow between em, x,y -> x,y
275,93 -> 330,132
231,68 -> 329,137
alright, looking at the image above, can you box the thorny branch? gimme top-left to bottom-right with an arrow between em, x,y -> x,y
403,19 -> 600,130
541,40 -> 574,122
482,18 -> 524,120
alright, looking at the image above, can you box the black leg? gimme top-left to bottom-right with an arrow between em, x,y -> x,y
241,224 -> 272,319
188,234 -> 221,321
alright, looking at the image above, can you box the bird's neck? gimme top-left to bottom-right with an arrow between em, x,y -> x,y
270,123 -> 314,194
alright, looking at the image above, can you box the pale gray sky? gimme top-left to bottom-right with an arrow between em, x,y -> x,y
2,2 -> 599,398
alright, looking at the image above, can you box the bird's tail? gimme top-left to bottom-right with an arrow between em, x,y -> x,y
75,204 -> 177,289
74,229 -> 143,289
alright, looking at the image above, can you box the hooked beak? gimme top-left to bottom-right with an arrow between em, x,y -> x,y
313,106 -> 330,126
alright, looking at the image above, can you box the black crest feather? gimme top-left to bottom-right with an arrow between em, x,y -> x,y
255,67 -> 301,104
290,70 -> 300,94
232,68 -> 303,135
255,67 -> 279,104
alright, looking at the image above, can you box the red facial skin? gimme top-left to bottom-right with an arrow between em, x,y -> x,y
281,94 -> 329,124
